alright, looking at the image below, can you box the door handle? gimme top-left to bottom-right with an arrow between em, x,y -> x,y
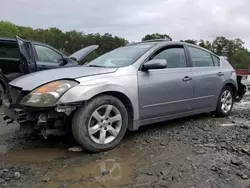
217,72 -> 224,76
182,76 -> 192,82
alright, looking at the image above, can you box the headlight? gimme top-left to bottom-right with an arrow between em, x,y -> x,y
21,80 -> 78,107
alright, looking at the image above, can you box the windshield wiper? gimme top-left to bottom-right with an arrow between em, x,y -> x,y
86,65 -> 105,68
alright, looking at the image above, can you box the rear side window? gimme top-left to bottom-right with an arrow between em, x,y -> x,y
152,47 -> 187,68
0,42 -> 20,59
212,55 -> 220,66
188,47 -> 214,67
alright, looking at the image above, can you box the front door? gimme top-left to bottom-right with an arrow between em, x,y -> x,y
33,44 -> 63,70
16,36 -> 37,73
138,45 -> 193,120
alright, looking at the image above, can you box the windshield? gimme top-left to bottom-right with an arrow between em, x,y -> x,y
86,44 -> 154,68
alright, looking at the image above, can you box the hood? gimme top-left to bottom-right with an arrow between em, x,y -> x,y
69,45 -> 99,62
9,66 -> 117,91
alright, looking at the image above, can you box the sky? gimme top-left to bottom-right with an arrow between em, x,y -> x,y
1,0 -> 250,49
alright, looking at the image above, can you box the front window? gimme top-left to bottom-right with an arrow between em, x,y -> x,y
151,47 -> 187,68
35,45 -> 62,63
86,44 -> 154,68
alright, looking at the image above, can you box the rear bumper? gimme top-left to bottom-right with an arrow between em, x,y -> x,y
235,76 -> 247,102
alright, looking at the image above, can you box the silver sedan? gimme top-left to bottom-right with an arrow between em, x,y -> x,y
3,40 -> 246,152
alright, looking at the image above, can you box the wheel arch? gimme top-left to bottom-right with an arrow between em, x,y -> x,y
214,80 -> 237,110
225,83 -> 236,94
216,78 -> 237,98
222,81 -> 237,99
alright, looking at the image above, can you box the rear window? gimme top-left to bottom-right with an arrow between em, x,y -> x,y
212,55 -> 220,66
188,46 -> 214,67
0,42 -> 20,59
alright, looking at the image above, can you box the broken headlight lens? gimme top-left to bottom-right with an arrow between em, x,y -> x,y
21,80 -> 78,107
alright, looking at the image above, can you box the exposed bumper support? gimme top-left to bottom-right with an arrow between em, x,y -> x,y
2,99 -> 24,122
2,99 -> 80,137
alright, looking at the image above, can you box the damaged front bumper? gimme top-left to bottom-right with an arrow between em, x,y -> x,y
3,99 -> 26,123
3,99 -> 67,124
3,97 -> 81,138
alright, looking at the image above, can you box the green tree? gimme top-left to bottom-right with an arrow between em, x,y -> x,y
0,21 -> 21,37
211,36 -> 250,68
198,40 -> 212,50
1,21 -> 250,69
211,37 -> 230,56
142,33 -> 172,41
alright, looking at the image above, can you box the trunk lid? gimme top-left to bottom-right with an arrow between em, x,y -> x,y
69,45 -> 98,62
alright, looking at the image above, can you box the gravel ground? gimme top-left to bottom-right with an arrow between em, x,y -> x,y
0,93 -> 250,188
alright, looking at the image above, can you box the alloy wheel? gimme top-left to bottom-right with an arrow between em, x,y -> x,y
220,90 -> 233,113
88,105 -> 122,144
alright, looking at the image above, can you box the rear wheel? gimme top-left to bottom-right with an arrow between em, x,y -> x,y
72,95 -> 128,152
216,86 -> 234,117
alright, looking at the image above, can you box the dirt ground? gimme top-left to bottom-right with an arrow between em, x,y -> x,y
0,93 -> 250,188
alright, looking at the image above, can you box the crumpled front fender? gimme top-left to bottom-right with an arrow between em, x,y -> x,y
56,74 -> 139,125
57,78 -> 134,103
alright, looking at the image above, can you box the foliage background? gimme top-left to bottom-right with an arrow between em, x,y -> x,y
1,21 -> 250,68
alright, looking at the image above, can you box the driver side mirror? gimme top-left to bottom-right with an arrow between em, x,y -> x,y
143,59 -> 167,71
59,57 -> 68,66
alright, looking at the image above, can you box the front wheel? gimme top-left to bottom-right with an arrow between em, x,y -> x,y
215,86 -> 234,117
72,95 -> 128,152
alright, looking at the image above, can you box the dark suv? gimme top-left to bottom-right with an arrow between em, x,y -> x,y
0,36 -> 98,100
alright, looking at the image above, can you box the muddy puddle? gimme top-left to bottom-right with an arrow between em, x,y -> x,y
1,145 -> 136,188
44,158 -> 133,188
42,148 -> 135,188
1,148 -> 78,164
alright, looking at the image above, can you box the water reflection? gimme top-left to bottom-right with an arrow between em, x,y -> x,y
46,158 -> 132,188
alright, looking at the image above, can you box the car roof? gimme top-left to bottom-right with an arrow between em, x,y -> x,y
0,37 -> 18,43
0,37 -> 46,45
128,40 -> 217,56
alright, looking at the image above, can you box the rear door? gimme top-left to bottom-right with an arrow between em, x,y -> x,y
187,46 -> 223,110
16,36 -> 37,73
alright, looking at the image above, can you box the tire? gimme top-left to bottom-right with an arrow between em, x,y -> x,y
215,86 -> 234,117
72,95 -> 128,152
0,83 -> 5,105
